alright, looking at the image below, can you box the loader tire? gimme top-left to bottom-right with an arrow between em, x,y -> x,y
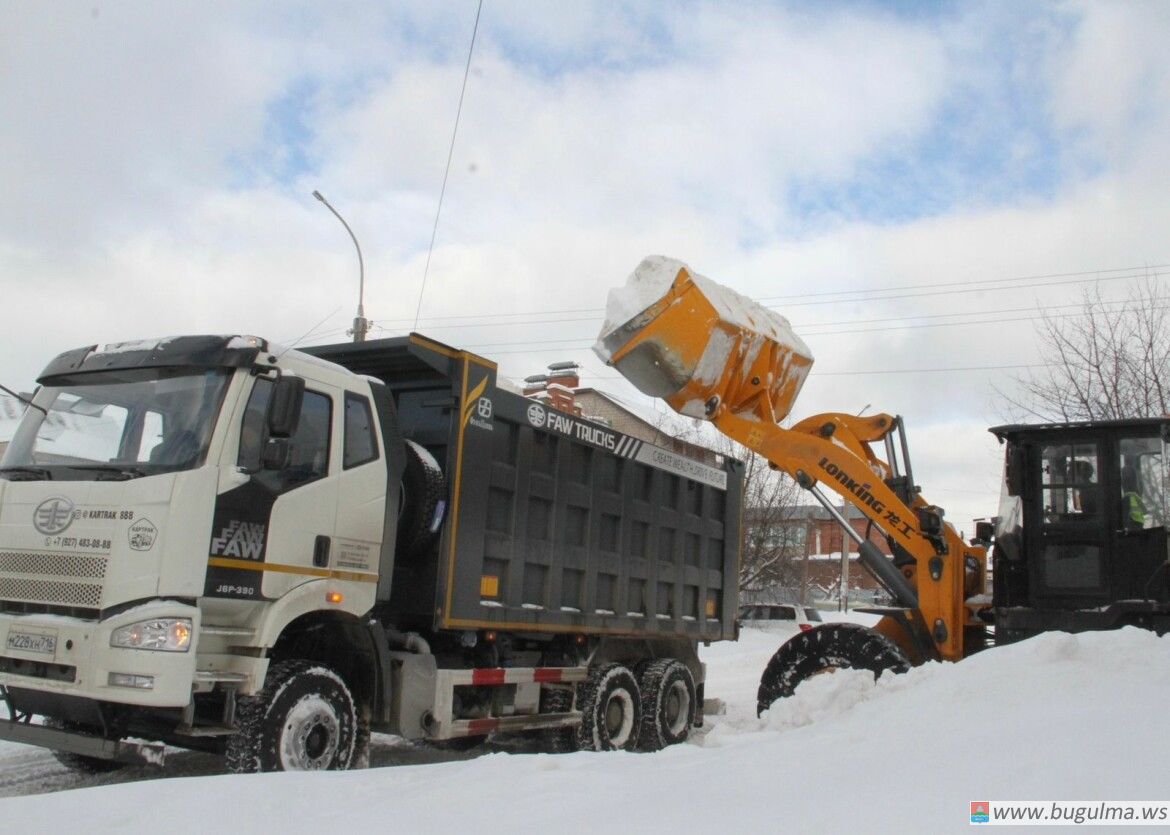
42,719 -> 127,774
226,659 -> 361,773
637,659 -> 696,751
576,664 -> 641,752
756,623 -> 910,717
397,440 -> 445,557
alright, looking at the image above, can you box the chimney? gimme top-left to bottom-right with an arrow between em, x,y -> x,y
522,373 -> 549,397
547,361 -> 580,390
526,361 -> 582,416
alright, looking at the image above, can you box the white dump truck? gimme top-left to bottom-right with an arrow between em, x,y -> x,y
0,332 -> 743,771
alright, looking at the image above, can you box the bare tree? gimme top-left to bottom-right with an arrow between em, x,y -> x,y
1007,277 -> 1170,421
736,449 -> 807,598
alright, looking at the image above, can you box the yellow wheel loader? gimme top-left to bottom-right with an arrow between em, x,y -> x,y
596,257 -> 1170,714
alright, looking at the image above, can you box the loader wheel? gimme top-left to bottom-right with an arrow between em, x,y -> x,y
756,623 -> 910,717
638,659 -> 696,751
397,440 -> 446,557
226,660 -> 361,773
42,719 -> 126,774
576,664 -> 641,752
539,686 -> 579,754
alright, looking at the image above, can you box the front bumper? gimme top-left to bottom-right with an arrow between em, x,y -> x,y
0,601 -> 200,708
0,719 -> 166,765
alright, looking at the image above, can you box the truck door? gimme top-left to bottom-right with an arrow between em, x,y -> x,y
1109,432 -> 1168,602
1027,437 -> 1110,607
205,378 -> 339,601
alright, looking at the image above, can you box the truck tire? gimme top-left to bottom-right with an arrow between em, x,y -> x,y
539,686 -> 578,753
756,623 -> 910,716
226,660 -> 361,773
397,440 -> 445,557
42,719 -> 126,774
637,659 -> 696,751
576,664 -> 641,752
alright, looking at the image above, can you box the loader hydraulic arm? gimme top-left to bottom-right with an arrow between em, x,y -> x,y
713,408 -> 974,661
595,257 -> 987,663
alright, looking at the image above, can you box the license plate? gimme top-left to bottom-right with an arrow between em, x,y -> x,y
6,630 -> 57,655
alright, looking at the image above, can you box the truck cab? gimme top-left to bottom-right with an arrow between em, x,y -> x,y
0,335 -> 393,765
990,418 -> 1170,641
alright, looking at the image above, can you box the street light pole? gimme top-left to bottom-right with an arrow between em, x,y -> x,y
312,190 -> 369,343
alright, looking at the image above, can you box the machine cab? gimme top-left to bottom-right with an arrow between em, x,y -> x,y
991,419 -> 1170,623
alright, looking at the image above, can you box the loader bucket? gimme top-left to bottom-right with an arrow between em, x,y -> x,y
593,256 -> 814,425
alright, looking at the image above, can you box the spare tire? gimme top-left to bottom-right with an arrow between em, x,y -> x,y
756,623 -> 910,716
397,440 -> 446,558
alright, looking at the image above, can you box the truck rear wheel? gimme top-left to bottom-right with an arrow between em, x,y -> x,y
539,686 -> 579,753
756,623 -> 910,716
227,660 -> 362,773
637,659 -> 696,751
397,440 -> 445,557
42,719 -> 127,774
576,664 -> 641,752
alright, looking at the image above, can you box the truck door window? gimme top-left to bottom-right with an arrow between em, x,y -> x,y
1041,443 -> 1100,520
238,380 -> 333,493
1118,437 -> 1164,529
343,392 -> 379,469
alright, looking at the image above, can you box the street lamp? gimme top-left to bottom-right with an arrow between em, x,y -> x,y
312,190 -> 369,343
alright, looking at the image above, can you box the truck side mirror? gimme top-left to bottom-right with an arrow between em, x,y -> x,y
1005,445 -> 1026,497
266,376 -> 305,439
973,520 -> 994,544
262,437 -> 291,471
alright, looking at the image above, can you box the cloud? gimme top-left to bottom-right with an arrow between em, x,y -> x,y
1,1 -> 1168,526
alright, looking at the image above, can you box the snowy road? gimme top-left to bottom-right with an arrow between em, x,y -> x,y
2,620 -> 1168,834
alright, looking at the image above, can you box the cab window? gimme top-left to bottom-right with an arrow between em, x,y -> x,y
237,379 -> 333,493
343,392 -> 379,469
1118,437 -> 1164,529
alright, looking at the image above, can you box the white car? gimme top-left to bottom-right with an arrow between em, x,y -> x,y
738,603 -> 823,639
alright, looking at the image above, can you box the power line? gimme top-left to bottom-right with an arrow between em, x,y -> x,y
377,262 -> 1167,329
431,296 -> 1142,351
412,0 -> 484,331
378,299 -> 1170,356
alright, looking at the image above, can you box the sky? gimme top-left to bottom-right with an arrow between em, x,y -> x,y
2,0 -> 1169,530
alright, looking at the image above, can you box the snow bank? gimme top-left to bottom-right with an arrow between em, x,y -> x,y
2,628 -> 1168,833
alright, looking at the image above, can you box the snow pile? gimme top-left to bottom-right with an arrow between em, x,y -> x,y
593,255 -> 812,364
593,257 -> 814,422
2,627 -> 1168,833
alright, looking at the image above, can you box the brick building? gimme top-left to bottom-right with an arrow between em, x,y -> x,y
744,502 -> 891,606
521,362 -> 717,466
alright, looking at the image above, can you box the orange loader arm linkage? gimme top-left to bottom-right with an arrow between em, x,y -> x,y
596,258 -> 988,663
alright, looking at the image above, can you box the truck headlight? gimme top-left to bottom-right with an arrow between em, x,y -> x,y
110,619 -> 193,652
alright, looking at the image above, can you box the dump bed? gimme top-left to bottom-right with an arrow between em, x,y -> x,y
306,334 -> 743,643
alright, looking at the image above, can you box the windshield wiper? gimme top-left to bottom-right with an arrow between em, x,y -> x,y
0,466 -> 53,481
65,465 -> 148,481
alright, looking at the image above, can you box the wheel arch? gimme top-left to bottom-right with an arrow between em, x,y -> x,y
268,610 -> 388,723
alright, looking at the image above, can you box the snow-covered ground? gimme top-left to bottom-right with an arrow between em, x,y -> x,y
1,624 -> 1167,834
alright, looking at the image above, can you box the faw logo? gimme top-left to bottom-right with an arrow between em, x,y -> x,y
210,520 -> 266,560
34,497 -> 75,535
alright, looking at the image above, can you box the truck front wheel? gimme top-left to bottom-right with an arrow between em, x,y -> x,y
227,660 -> 362,773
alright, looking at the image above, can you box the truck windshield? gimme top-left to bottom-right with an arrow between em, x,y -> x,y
0,369 -> 231,480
